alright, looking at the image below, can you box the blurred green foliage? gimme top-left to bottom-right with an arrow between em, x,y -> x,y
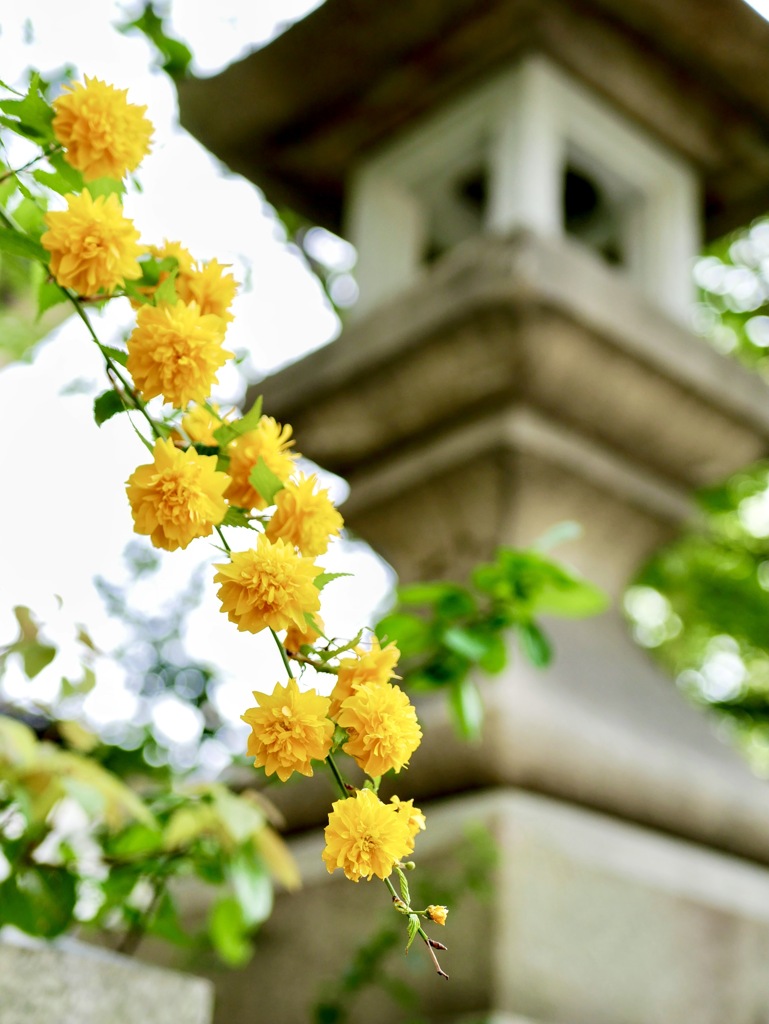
626,462 -> 769,769
378,538 -> 608,740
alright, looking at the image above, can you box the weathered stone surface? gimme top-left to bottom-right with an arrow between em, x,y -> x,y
177,0 -> 769,239
0,937 -> 214,1024
198,792 -> 769,1024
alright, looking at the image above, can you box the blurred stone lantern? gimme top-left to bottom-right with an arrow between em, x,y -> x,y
179,4 -> 769,1022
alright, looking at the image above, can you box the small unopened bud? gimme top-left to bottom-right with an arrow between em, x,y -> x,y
428,938 -> 448,950
403,861 -> 416,871
426,904 -> 448,926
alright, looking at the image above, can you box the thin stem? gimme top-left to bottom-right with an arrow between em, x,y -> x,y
67,299 -> 161,441
326,753 -> 349,800
286,652 -> 338,674
270,627 -> 293,678
215,525 -> 231,553
0,145 -> 62,183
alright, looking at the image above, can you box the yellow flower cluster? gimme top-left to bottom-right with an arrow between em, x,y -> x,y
18,70 -> 448,975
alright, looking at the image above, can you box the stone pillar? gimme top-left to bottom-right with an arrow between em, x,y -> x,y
225,229 -> 769,1024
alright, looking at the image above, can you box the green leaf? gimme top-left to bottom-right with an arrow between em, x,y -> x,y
0,227 -> 47,263
37,278 -> 68,317
228,847 -> 273,928
397,866 -> 410,905
213,395 -> 263,446
118,4 -> 194,79
47,150 -> 84,191
20,640 -> 56,678
84,178 -> 125,200
153,268 -> 178,305
405,912 -> 420,952
0,867 -> 77,938
147,889 -> 192,947
208,896 -> 253,966
93,389 -> 127,426
222,506 -> 253,528
448,676 -> 484,741
375,611 -> 431,659
478,633 -> 507,674
105,824 -> 164,860
99,345 -> 129,367
518,621 -> 552,667
442,626 -> 489,662
314,572 -> 353,591
0,76 -> 55,143
247,456 -> 285,507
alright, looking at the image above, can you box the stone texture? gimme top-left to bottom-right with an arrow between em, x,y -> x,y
177,0 -> 769,239
0,937 -> 214,1024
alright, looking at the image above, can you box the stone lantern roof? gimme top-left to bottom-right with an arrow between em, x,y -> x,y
178,0 -> 769,240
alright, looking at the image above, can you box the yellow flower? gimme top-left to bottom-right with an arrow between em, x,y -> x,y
284,614 -> 325,656
329,637 -> 400,719
177,258 -> 238,322
389,795 -> 426,838
323,788 -> 416,882
126,438 -> 230,551
426,905 -> 448,926
266,474 -> 343,557
213,534 -> 321,634
241,678 -> 334,782
41,191 -> 143,295
337,682 -> 422,777
52,76 -> 153,181
180,402 -> 229,446
225,417 -> 297,510
126,300 -> 232,408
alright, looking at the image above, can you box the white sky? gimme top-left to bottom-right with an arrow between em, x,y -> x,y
0,1 -> 395,755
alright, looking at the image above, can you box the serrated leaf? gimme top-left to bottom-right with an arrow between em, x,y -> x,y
518,621 -> 552,667
0,78 -> 54,143
397,866 -> 410,905
222,506 -> 253,528
214,395 -> 263,447
0,228 -> 47,263
314,572 -> 353,591
93,389 -> 127,426
99,344 -> 129,367
248,456 -> 285,506
405,912 -> 420,952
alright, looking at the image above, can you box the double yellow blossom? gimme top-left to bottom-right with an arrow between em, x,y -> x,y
266,473 -> 344,558
214,534 -> 321,634
225,416 -> 297,510
322,788 -> 415,882
125,438 -> 230,552
42,191 -> 143,295
126,300 -> 232,408
52,76 -> 153,181
241,678 -> 334,782
337,682 -> 422,777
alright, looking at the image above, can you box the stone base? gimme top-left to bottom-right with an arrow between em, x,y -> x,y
0,935 -> 214,1024
200,789 -> 769,1024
